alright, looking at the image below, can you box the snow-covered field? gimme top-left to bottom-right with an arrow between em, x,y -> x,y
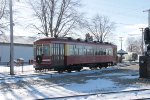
0,63 -> 150,100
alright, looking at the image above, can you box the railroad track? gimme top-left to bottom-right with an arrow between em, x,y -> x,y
133,98 -> 150,100
39,88 -> 150,100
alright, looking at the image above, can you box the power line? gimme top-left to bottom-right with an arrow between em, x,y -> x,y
115,22 -> 137,26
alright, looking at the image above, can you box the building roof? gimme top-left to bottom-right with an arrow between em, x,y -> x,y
0,34 -> 37,45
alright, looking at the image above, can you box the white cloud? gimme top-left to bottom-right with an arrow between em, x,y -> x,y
124,24 -> 147,30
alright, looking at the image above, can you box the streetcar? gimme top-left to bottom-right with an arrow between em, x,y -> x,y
33,37 -> 117,72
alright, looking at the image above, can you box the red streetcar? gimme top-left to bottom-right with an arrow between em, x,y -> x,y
33,37 -> 117,72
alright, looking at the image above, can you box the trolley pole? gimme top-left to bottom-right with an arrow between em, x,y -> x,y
9,0 -> 14,75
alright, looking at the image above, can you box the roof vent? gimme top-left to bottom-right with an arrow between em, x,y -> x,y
77,38 -> 81,41
67,37 -> 72,40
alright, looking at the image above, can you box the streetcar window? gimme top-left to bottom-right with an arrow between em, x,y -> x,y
100,48 -> 104,55
35,44 -> 50,56
95,46 -> 97,55
60,45 -> 62,55
76,45 -> 79,55
75,48 -> 78,55
73,45 -> 78,55
36,45 -> 43,55
98,47 -> 100,55
55,44 -> 58,55
52,43 -> 63,56
110,48 -> 113,56
80,45 -> 84,55
49,44 -> 52,56
69,45 -> 73,55
98,48 -> 101,55
103,48 -> 106,55
106,49 -> 109,55
99,48 -> 102,55
78,45 -> 83,55
83,46 -> 86,55
43,45 -> 49,55
51,43 -> 58,56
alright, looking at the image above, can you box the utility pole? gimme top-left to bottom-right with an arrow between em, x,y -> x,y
9,0 -> 14,75
139,28 -> 144,55
120,37 -> 123,50
143,9 -> 150,28
119,37 -> 123,63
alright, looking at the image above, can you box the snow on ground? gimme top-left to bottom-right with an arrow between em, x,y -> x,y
0,63 -> 150,100
120,75 -> 139,79
64,79 -> 115,93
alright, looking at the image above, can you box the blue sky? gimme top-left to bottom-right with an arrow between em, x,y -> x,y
79,0 -> 150,50
12,0 -> 150,50
81,0 -> 148,23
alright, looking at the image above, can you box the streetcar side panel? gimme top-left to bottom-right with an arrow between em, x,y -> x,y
65,42 -> 116,66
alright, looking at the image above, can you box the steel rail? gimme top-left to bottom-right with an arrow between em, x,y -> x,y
38,88 -> 150,100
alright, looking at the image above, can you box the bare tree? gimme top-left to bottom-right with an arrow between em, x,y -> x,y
85,33 -> 93,41
126,38 -> 132,52
29,0 -> 82,37
84,14 -> 115,42
126,37 -> 142,54
0,0 -> 7,34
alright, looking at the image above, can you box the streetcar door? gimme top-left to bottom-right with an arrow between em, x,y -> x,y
52,43 -> 64,66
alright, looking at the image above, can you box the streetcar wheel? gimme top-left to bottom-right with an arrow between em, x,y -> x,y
77,68 -> 81,72
58,70 -> 63,73
89,67 -> 93,70
67,70 -> 72,73
77,66 -> 82,72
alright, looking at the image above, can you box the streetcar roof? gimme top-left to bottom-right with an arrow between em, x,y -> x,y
34,37 -> 117,47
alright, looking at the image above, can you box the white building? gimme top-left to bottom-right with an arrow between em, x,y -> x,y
0,34 -> 36,64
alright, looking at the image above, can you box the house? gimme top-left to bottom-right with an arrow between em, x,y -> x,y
0,34 -> 36,64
